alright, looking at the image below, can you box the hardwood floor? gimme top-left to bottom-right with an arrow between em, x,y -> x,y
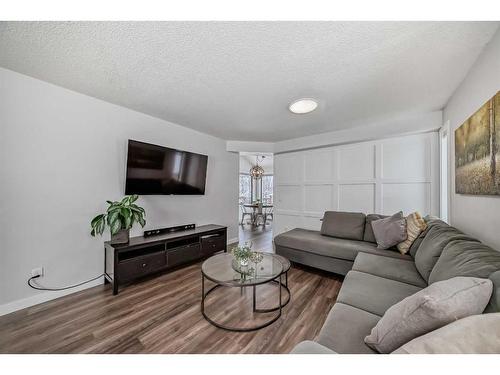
0,224 -> 342,354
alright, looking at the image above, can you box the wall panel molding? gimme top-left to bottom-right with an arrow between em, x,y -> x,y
274,132 -> 439,235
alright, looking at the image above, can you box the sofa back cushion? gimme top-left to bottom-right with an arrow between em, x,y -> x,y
414,221 -> 478,281
363,214 -> 388,243
408,216 -> 442,258
320,211 -> 366,241
429,240 -> 500,312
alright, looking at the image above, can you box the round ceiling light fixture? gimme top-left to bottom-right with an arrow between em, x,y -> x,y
289,98 -> 318,114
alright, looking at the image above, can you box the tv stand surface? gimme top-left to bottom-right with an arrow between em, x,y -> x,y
104,224 -> 227,295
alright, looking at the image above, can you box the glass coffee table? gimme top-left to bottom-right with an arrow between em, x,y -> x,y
201,252 -> 291,332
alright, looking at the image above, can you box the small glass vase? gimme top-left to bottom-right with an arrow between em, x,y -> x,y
239,258 -> 249,267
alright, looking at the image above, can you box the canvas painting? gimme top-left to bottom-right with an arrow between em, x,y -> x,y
455,91 -> 500,195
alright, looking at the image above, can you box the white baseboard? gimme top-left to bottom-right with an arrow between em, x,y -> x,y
0,277 -> 104,317
227,237 -> 239,245
1,239 -> 240,317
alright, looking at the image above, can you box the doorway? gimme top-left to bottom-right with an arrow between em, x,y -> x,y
238,153 -> 274,251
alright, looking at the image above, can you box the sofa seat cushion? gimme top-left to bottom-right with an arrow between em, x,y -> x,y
274,228 -> 378,261
317,302 -> 379,354
352,253 -> 427,288
337,270 -> 422,316
290,340 -> 337,354
414,221 -> 479,281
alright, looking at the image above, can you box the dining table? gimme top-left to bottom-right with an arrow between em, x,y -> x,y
243,203 -> 273,226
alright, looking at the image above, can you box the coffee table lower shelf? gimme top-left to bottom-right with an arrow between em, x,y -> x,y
201,273 -> 291,332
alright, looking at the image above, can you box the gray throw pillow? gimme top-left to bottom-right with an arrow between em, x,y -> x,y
364,277 -> 493,353
371,211 -> 407,249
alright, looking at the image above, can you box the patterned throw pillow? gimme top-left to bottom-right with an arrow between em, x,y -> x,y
397,212 -> 427,255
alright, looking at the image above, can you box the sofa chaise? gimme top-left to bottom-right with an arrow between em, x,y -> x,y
274,211 -> 500,354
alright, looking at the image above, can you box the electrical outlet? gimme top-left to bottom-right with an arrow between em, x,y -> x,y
31,267 -> 44,278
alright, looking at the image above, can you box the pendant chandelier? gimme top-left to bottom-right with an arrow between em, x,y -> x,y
250,155 -> 265,179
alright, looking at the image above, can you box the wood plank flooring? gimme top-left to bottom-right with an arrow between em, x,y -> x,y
0,224 -> 342,353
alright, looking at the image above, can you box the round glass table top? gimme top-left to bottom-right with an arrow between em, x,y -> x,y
202,253 -> 283,286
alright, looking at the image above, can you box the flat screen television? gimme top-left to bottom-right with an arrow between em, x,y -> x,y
125,140 -> 208,195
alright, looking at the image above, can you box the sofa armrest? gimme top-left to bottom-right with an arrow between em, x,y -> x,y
290,340 -> 337,354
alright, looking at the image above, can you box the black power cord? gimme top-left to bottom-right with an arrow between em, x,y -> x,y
27,274 -> 105,291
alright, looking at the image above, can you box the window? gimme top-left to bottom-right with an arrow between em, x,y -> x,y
262,175 -> 273,204
239,174 -> 273,204
239,174 -> 251,204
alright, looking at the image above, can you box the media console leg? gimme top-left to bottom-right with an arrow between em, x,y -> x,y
113,281 -> 119,295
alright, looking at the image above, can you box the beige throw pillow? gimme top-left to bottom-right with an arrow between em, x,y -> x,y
393,313 -> 500,354
397,212 -> 427,254
364,277 -> 493,353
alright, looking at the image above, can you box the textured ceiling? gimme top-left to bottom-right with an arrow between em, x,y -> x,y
0,22 -> 498,141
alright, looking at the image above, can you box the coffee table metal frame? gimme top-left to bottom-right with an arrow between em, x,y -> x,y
201,255 -> 290,332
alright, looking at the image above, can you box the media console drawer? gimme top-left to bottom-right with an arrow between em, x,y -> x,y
168,243 -> 201,267
117,251 -> 166,281
201,235 -> 226,256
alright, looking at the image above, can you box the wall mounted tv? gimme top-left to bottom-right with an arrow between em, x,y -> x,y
125,140 -> 208,195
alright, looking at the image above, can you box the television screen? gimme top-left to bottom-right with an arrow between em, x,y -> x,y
125,140 -> 208,195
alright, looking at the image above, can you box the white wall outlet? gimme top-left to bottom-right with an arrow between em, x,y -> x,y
31,267 -> 44,277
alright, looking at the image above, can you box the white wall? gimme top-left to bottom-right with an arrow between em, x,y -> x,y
239,156 -> 253,174
443,29 -> 500,249
0,68 -> 239,315
273,132 -> 439,235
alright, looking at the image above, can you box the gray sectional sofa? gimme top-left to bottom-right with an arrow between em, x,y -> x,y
274,211 -> 500,354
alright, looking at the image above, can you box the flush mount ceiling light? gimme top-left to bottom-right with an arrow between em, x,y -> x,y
289,98 -> 318,114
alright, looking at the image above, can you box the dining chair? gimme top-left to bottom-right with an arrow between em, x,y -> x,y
264,206 -> 274,225
239,202 -> 253,225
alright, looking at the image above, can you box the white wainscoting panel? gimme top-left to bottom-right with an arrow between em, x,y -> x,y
304,184 -> 334,213
274,132 -> 439,236
275,185 -> 302,212
338,183 -> 376,213
338,144 -> 375,181
381,136 -> 430,180
304,149 -> 335,182
381,183 -> 431,216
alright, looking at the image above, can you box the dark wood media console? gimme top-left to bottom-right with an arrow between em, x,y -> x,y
104,224 -> 227,294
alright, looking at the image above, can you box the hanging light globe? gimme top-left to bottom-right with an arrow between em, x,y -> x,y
250,165 -> 264,179
250,155 -> 265,179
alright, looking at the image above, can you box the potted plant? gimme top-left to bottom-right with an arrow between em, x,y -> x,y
90,195 -> 146,244
232,242 -> 254,267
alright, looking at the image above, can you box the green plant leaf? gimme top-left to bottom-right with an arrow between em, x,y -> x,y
138,216 -> 146,227
129,195 -> 139,203
107,211 -> 120,226
130,204 -> 145,214
110,218 -> 122,235
98,219 -> 106,235
91,214 -> 105,227
120,208 -> 131,229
